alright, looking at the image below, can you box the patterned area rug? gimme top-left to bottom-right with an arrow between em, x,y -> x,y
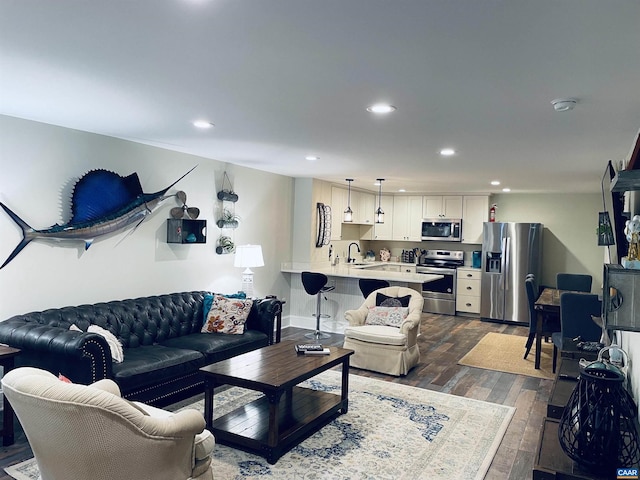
458,332 -> 555,380
5,369 -> 514,480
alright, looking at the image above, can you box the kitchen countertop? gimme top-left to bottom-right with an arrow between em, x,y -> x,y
281,262 -> 443,284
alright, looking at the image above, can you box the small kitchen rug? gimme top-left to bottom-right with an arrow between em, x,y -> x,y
5,369 -> 515,480
458,332 -> 555,380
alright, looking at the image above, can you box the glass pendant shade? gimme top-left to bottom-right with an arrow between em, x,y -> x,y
375,178 -> 384,224
344,179 -> 354,222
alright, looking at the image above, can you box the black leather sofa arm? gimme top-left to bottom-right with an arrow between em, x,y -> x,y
0,319 -> 112,384
248,298 -> 282,344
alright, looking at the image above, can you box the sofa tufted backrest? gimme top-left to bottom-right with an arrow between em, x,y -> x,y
8,292 -> 207,349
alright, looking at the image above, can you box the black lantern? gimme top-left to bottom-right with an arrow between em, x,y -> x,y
558,361 -> 640,472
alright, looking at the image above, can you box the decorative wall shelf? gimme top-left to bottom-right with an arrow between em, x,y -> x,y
216,171 -> 238,254
166,219 -> 207,244
610,169 -> 640,192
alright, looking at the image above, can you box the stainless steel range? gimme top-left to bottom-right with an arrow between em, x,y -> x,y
417,249 -> 464,315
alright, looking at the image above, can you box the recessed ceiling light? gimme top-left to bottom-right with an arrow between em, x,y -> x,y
551,98 -> 577,112
398,189 -> 406,193
305,155 -> 319,161
491,180 -> 501,186
193,120 -> 214,129
502,188 -> 511,192
366,103 -> 397,114
440,148 -> 455,156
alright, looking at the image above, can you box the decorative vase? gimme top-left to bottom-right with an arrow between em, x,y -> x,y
558,359 -> 640,472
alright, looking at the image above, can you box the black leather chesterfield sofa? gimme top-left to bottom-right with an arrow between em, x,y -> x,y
0,291 -> 282,406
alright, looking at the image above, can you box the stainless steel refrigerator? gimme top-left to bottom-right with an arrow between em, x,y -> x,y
480,222 -> 543,324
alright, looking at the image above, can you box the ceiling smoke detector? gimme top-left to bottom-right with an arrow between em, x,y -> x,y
551,98 -> 577,112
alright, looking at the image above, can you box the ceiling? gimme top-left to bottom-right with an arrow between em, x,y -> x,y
1,0 -> 639,194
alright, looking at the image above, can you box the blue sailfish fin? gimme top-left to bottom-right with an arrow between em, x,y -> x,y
70,170 -> 143,223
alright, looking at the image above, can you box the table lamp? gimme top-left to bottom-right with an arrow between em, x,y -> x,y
234,244 -> 264,298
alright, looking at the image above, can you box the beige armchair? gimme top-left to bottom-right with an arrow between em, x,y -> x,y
2,367 -> 215,480
343,286 -> 424,376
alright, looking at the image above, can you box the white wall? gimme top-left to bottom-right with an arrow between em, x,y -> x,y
0,116 -> 294,319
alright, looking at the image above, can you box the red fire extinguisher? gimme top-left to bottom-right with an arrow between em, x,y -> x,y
489,204 -> 497,222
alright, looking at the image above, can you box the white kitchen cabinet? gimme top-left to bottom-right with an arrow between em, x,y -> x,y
352,190 -> 376,225
456,268 -> 482,314
423,195 -> 463,219
461,195 -> 489,244
373,195 -> 394,240
330,186 -> 348,240
392,196 -> 423,241
400,264 -> 417,274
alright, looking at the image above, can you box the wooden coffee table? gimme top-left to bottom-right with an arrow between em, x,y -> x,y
200,340 -> 354,464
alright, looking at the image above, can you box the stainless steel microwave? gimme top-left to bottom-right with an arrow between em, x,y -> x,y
421,219 -> 462,241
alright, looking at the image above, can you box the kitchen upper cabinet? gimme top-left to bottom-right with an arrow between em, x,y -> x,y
373,195 -> 394,240
422,195 -> 463,219
461,195 -> 489,244
392,196 -> 423,241
330,186 -> 347,240
352,190 -> 376,225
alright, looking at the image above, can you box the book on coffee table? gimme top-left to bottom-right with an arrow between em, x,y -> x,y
302,348 -> 330,355
294,344 -> 325,353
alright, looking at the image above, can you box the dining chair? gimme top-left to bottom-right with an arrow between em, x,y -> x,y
523,276 -> 560,360
551,292 -> 602,373
556,273 -> 592,293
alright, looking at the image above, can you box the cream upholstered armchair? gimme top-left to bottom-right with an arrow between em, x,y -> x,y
343,286 -> 424,376
2,367 -> 215,480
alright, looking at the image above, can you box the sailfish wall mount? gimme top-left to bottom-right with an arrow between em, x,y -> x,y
0,166 -> 197,270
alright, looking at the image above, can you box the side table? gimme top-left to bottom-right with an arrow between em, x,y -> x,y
0,345 -> 20,446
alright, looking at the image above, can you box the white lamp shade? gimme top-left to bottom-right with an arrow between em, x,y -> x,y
234,244 -> 264,268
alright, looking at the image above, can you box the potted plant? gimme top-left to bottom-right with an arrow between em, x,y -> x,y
216,209 -> 240,228
216,235 -> 235,254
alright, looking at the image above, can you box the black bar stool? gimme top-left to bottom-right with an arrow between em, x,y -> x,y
358,279 -> 390,298
301,271 -> 335,340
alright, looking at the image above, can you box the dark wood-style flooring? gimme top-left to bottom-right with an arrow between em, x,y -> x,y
0,313 -> 548,480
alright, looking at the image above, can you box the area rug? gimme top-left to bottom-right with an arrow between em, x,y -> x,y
458,332 -> 555,380
5,369 -> 514,480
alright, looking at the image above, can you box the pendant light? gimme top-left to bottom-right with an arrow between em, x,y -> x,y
375,178 -> 385,224
344,179 -> 354,222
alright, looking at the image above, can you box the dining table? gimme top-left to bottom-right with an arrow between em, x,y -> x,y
533,288 -> 562,369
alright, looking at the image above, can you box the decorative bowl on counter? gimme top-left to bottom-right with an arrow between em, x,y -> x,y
380,248 -> 391,262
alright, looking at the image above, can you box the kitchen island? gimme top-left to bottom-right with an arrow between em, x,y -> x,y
281,262 -> 442,334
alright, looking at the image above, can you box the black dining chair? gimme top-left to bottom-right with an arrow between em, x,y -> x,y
524,275 -> 560,361
358,279 -> 390,299
551,292 -> 602,373
556,273 -> 592,293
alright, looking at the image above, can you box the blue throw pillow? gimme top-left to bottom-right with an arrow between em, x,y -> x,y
203,292 -> 247,324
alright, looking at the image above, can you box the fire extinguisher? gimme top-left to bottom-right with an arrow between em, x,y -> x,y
489,204 -> 497,222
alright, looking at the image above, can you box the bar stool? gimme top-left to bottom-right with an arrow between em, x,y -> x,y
301,271 -> 335,340
358,279 -> 390,299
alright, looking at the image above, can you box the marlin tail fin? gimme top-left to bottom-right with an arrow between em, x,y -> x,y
0,202 -> 34,270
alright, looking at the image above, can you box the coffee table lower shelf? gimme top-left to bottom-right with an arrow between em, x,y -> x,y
212,385 -> 346,464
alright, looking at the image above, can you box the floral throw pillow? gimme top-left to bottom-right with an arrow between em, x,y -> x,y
202,295 -> 253,334
365,306 -> 409,327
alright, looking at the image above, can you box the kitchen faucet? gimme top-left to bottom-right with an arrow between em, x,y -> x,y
347,242 -> 361,263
